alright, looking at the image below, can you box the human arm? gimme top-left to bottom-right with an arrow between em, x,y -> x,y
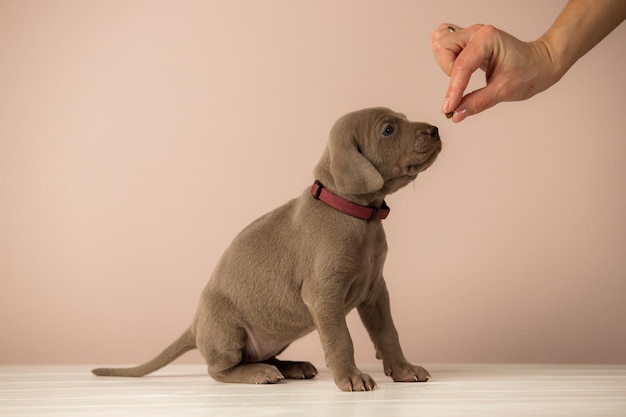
432,0 -> 626,122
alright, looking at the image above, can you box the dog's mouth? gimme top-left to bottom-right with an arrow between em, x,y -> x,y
378,130 -> 442,195
406,143 -> 441,176
382,147 -> 440,193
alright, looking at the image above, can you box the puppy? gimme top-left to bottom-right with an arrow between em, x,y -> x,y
93,107 -> 441,392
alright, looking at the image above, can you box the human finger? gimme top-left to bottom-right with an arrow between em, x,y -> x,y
442,30 -> 493,115
449,83 -> 502,122
431,23 -> 465,76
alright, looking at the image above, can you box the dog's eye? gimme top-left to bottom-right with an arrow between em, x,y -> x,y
382,125 -> 394,137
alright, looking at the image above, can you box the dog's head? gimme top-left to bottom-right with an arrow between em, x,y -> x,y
314,107 -> 441,203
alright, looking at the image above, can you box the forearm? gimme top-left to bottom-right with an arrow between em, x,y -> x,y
539,0 -> 626,80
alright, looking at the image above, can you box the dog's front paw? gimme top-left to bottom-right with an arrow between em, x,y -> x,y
384,362 -> 430,382
334,370 -> 377,392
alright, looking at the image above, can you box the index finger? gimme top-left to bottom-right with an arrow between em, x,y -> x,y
443,32 -> 493,114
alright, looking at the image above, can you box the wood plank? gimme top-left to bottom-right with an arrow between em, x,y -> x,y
1,364 -> 625,416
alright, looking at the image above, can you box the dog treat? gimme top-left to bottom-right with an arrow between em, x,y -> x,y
445,111 -> 454,119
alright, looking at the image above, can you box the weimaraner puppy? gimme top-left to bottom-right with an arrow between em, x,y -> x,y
93,107 -> 441,391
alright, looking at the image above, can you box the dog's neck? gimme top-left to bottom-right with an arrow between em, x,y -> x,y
311,180 -> 390,221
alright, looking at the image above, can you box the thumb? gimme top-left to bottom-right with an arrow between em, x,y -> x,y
452,83 -> 503,122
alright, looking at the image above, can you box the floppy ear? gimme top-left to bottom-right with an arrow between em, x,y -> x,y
328,130 -> 384,195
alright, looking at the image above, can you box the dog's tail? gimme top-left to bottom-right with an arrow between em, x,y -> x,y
91,327 -> 196,377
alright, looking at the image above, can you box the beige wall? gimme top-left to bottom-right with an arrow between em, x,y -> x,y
1,0 -> 625,366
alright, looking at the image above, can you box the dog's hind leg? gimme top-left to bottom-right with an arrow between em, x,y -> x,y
210,362 -> 285,384
195,303 -> 285,384
198,327 -> 285,384
263,357 -> 318,380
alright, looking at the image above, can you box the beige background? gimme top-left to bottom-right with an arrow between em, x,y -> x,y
1,0 -> 625,367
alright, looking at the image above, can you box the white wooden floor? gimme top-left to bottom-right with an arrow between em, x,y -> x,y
1,364 -> 625,416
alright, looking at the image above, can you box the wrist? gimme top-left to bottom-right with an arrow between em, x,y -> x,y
531,36 -> 568,88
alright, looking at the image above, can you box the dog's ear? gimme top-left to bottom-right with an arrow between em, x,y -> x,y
328,130 -> 384,195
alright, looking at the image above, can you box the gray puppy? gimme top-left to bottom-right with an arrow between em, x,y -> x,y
93,107 -> 441,392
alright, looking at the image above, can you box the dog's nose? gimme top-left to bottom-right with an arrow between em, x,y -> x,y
426,126 -> 439,139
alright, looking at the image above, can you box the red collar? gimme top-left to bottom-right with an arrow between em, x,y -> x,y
310,180 -> 390,221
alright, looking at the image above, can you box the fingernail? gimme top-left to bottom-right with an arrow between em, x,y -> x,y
453,108 -> 468,122
441,98 -> 450,114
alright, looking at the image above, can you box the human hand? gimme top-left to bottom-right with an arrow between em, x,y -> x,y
431,23 -> 557,122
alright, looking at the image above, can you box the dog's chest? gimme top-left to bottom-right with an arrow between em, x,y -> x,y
343,226 -> 388,308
